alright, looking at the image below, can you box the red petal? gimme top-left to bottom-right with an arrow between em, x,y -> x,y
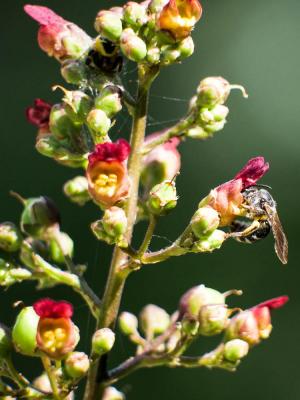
234,157 -> 269,189
255,295 -> 289,310
88,139 -> 131,165
24,5 -> 65,26
33,298 -> 73,318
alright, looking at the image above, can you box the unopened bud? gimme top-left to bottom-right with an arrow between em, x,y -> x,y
191,207 -> 220,239
91,207 -> 127,245
223,339 -> 249,362
103,387 -> 125,400
181,318 -> 199,335
87,109 -> 111,141
64,176 -> 90,206
64,352 -> 90,378
20,196 -> 60,238
92,328 -> 115,356
95,11 -> 123,42
177,36 -> 194,59
192,230 -> 226,253
56,87 -> 93,124
0,325 -> 12,358
119,312 -> 138,336
61,60 -> 87,85
186,125 -> 209,140
161,45 -> 180,64
33,373 -> 51,393
198,304 -> 229,336
0,222 -> 22,252
120,29 -> 147,62
149,0 -> 169,13
140,304 -> 170,337
197,77 -> 231,106
225,311 -> 260,346
179,285 -> 225,319
95,86 -> 123,118
147,47 -> 161,64
49,231 -> 74,264
123,2 -> 148,28
12,306 -> 39,356
147,180 -> 177,215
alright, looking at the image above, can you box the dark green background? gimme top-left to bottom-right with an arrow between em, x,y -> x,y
1,1 -> 299,399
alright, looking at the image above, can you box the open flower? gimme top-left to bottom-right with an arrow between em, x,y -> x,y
141,133 -> 181,189
225,295 -> 289,346
26,99 -> 52,132
200,157 -> 269,226
158,0 -> 202,40
24,5 -> 92,62
34,298 -> 79,359
87,139 -> 131,208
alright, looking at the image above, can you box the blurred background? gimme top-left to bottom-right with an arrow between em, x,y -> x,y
1,0 -> 299,398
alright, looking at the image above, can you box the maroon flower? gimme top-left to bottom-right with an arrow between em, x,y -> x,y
234,157 -> 269,189
33,298 -> 78,359
87,139 -> 131,208
24,5 -> 92,62
26,98 -> 52,130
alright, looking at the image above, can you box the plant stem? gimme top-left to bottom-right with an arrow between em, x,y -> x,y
41,356 -> 60,400
138,214 -> 157,256
83,64 -> 159,400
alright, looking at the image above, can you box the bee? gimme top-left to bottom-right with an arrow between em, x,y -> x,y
85,37 -> 123,74
229,185 -> 288,264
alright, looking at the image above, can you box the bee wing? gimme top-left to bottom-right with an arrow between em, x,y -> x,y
264,203 -> 288,264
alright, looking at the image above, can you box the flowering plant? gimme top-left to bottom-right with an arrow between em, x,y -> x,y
0,2 -> 289,399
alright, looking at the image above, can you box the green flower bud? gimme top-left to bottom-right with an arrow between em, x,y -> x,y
49,231 -> 74,264
177,36 -> 194,59
119,312 -> 138,336
49,104 -> 78,140
103,387 -> 125,400
0,222 -> 22,252
12,307 -> 39,356
140,304 -> 170,337
147,180 -> 177,215
95,11 -> 123,42
64,352 -> 90,379
61,60 -> 88,85
20,196 -> 60,238
63,176 -> 90,206
123,2 -> 148,28
57,87 -> 93,124
191,207 -> 220,239
92,328 -> 115,356
192,229 -> 226,253
120,29 -> 147,62
87,109 -> 111,141
186,125 -> 209,140
198,304 -> 229,336
197,77 -> 231,107
91,207 -> 127,246
181,318 -> 199,336
0,325 -> 12,358
149,0 -> 169,13
147,47 -> 161,64
161,45 -> 180,64
94,86 -> 123,118
223,339 -> 249,362
179,285 -> 225,319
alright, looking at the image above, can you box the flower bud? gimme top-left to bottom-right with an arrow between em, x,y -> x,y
57,88 -> 93,124
149,0 -> 170,13
87,109 -> 111,142
119,312 -> 138,336
26,98 -> 52,131
225,311 -> 260,346
181,318 -> 199,336
49,104 -> 79,140
95,11 -> 123,42
24,5 -> 92,62
103,387 -> 125,400
123,2 -> 148,28
64,176 -> 90,206
147,180 -> 177,215
92,328 -> 115,356
147,47 -> 161,64
20,196 -> 60,238
197,77 -> 231,107
191,207 -> 220,239
198,304 -> 229,336
61,60 -> 87,85
49,231 -> 74,264
161,45 -> 180,64
140,304 -> 170,337
94,86 -> 123,118
192,230 -> 226,253
177,36 -> 194,59
0,222 -> 22,252
91,207 -> 127,245
157,0 -> 202,40
0,325 -> 12,358
223,339 -> 249,362
12,306 -> 39,356
33,373 -> 52,393
64,352 -> 90,378
179,285 -> 225,319
186,125 -> 209,139
120,29 -> 147,62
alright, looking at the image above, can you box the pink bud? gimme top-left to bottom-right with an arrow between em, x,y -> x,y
26,99 -> 52,130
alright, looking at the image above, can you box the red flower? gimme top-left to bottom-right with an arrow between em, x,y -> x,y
33,298 -> 78,359
26,98 -> 52,130
141,133 -> 181,189
226,295 -> 288,345
24,5 -> 92,62
158,0 -> 202,40
200,157 -> 269,226
87,139 -> 131,208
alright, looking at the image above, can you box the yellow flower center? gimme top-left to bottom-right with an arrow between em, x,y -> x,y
95,173 -> 118,197
41,327 -> 68,354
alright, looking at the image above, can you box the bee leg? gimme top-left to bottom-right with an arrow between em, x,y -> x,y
226,220 -> 260,239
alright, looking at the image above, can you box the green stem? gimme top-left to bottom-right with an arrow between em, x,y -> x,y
83,64 -> 159,400
41,356 -> 60,400
138,214 -> 157,256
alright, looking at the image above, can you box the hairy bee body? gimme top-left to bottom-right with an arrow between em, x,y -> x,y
231,219 -> 271,243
